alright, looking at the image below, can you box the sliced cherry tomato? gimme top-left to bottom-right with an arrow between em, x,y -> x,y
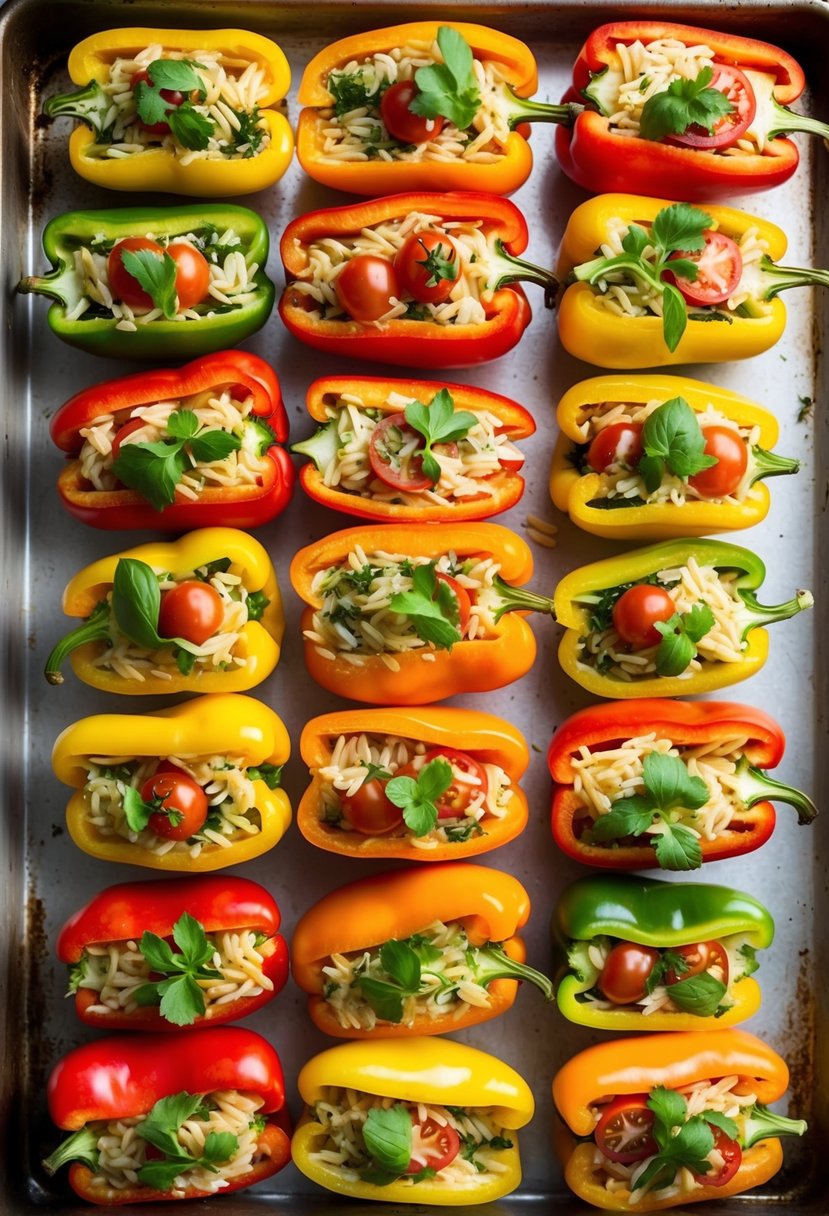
141,771 -> 208,841
598,942 -> 660,1005
595,1095 -> 658,1165
111,417 -> 148,460
166,243 -> 211,310
339,779 -> 403,835
422,746 -> 487,818
393,230 -> 458,305
157,580 -> 224,645
130,66 -> 185,134
406,1116 -> 460,1174
587,422 -> 644,473
498,450 -> 525,472
666,231 -> 743,306
667,64 -> 756,150
107,237 -> 164,311
433,573 -> 472,634
688,427 -> 748,498
380,81 -> 445,145
692,1128 -> 742,1187
335,255 -> 400,322
368,413 -> 431,491
665,940 -> 730,987
611,584 -> 676,649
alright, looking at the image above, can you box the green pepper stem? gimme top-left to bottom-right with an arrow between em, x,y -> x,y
732,757 -> 818,825
17,262 -> 77,307
749,446 -> 800,483
499,82 -> 582,129
43,80 -> 112,136
768,96 -> 829,141
739,587 -> 813,636
291,420 -> 342,471
42,1126 -> 100,1176
468,944 -> 554,1001
741,1104 -> 808,1149
44,601 -> 111,685
759,255 -> 829,299
491,575 -> 555,622
490,238 -> 559,309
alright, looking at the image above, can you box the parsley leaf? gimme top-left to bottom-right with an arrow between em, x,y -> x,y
653,604 -> 715,676
591,797 -> 656,842
112,410 -> 241,512
133,59 -> 215,151
633,1087 -> 715,1197
389,562 -> 462,650
120,248 -> 178,319
146,59 -> 206,94
356,939 -> 424,1022
356,977 -> 409,1023
652,821 -> 703,871
362,1105 -> 412,1175
168,103 -> 214,151
645,949 -> 689,994
411,27 -> 481,130
704,1111 -> 740,1139
404,389 -> 476,484
134,1089 -> 238,1191
245,590 -> 270,621
639,67 -> 736,142
246,762 -> 283,789
651,204 -> 710,259
638,396 -> 718,492
738,943 -> 759,976
132,913 -> 221,1026
328,69 -> 377,117
380,939 -> 422,992
386,757 -> 453,836
643,751 -> 709,811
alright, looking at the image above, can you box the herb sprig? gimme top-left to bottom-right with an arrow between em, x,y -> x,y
112,409 -> 241,511
404,389 -> 476,485
639,67 -> 735,142
411,27 -> 481,130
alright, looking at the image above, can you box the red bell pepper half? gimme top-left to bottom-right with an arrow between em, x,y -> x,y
49,350 -> 294,531
44,1028 -> 291,1205
57,875 -> 289,1030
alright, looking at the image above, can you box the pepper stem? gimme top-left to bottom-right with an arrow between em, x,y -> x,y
500,83 -> 583,129
490,575 -> 556,623
468,944 -> 554,1001
42,1126 -> 100,1176
44,601 -> 111,685
16,262 -> 77,307
43,80 -> 113,137
489,238 -> 560,309
741,1104 -> 808,1149
732,757 -> 818,825
291,420 -> 343,472
759,255 -> 829,299
768,96 -> 829,142
749,446 -> 800,483
739,587 -> 813,636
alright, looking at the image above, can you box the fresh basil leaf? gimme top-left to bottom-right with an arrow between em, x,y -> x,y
703,1110 -> 740,1139
166,410 -> 200,440
202,1131 -> 238,1164
359,1164 -> 405,1187
148,59 -> 206,93
175,646 -> 196,675
357,976 -> 408,1023
133,982 -> 163,1007
644,949 -> 689,995
667,971 -> 727,1016
642,751 -> 710,812
639,67 -> 735,142
637,452 -> 664,496
120,248 -> 178,319
362,1105 -> 412,1174
168,103 -> 214,151
590,796 -> 655,841
380,939 -> 422,993
137,1157 -> 195,1191
137,1092 -> 204,1155
641,396 -> 717,481
389,562 -> 461,650
621,223 -> 650,258
112,440 -> 188,512
652,821 -> 703,871
654,614 -> 696,677
417,757 -> 453,803
420,449 -> 441,485
661,281 -> 689,353
188,428 -> 242,463
648,1086 -> 688,1139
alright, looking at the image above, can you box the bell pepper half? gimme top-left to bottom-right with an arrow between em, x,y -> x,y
49,350 -> 294,531
17,205 -> 274,361
553,873 -> 774,1031
557,21 -> 829,200
293,374 -> 535,522
43,28 -> 294,196
52,694 -> 292,871
550,374 -> 797,540
298,706 -> 529,860
547,699 -> 817,871
553,1029 -> 806,1211
278,191 -> 557,368
43,1027 -> 291,1205
292,863 -> 552,1037
290,522 -> 549,704
58,875 -> 289,1029
556,194 -> 829,367
45,528 -> 283,694
554,538 -> 813,699
293,1037 -> 533,1204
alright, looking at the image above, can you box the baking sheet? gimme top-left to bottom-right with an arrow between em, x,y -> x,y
1,0 -> 827,1211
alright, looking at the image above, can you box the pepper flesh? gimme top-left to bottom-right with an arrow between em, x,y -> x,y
50,350 -> 294,531
550,373 -> 796,540
297,375 -> 535,522
44,28 -> 294,196
298,707 -> 529,860
52,694 -> 292,871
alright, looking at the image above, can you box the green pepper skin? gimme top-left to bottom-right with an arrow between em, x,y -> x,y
17,205 -> 274,361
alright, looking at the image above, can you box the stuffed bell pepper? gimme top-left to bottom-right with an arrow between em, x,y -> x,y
18,205 -> 274,361
43,1028 -> 291,1205
550,374 -> 797,540
298,707 -> 529,859
292,864 -> 552,1037
552,1029 -> 807,1210
50,351 -> 294,531
290,522 -> 553,704
293,375 -> 534,522
45,528 -> 282,694
547,700 -> 816,871
293,1037 -> 533,1203
52,695 -> 291,871
59,875 -> 289,1029
556,194 -> 829,367
278,191 -> 557,368
554,874 -> 773,1030
554,538 -> 812,698
43,28 -> 294,195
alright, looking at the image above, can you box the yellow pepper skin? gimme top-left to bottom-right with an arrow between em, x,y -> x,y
550,374 -> 791,539
556,194 -> 788,368
52,695 -> 292,871
55,528 -> 283,695
293,1038 -> 533,1204
48,29 -> 293,196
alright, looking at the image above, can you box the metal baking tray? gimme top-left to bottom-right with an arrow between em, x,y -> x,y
1,0 -> 826,1211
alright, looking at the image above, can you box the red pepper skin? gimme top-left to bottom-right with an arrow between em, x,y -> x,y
49,350 -> 294,531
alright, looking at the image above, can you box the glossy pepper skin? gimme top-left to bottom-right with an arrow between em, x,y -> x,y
554,874 -> 773,1031
290,522 -> 536,704
52,694 -> 292,871
299,707 -> 529,860
293,1037 -> 533,1204
554,538 -> 812,698
49,351 -> 294,531
43,29 -> 294,196
296,375 -> 535,522
45,1028 -> 290,1205
553,1029 -> 796,1211
17,205 -> 274,361
48,528 -> 283,695
556,194 -> 788,368
557,21 -> 821,199
296,22 -> 539,196
550,374 -> 797,540
548,700 -> 817,869
279,192 -> 534,368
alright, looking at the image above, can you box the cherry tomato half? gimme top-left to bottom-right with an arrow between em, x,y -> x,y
167,243 -> 211,311
595,1095 -> 658,1165
667,231 -> 743,307
130,66 -> 185,134
141,770 -> 209,841
380,81 -> 445,145
667,64 -> 756,150
598,942 -> 660,1005
368,413 -> 432,491
335,255 -> 400,322
111,417 -> 148,461
157,580 -> 224,645
339,779 -> 403,835
406,1116 -> 460,1174
665,940 -> 730,987
394,230 -> 458,305
691,1128 -> 742,1187
611,584 -> 676,649
688,427 -> 748,498
587,422 -> 644,473
422,746 -> 488,818
434,573 -> 472,634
